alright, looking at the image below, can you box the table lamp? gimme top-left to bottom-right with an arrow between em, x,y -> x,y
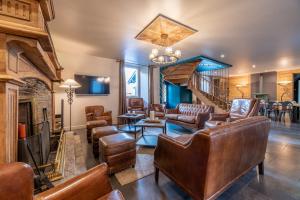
59,79 -> 81,131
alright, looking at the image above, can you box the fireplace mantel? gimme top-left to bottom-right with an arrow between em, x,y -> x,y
0,0 -> 62,163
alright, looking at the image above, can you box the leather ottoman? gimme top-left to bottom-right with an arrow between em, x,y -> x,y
99,133 -> 136,175
92,126 -> 119,157
86,120 -> 107,143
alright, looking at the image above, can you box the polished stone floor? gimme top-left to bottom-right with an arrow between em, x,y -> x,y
73,121 -> 300,200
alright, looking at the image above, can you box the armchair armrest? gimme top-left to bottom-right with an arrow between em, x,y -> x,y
165,108 -> 178,114
0,162 -> 34,200
154,134 -> 191,168
86,112 -> 94,121
209,113 -> 230,121
196,112 -> 211,129
103,110 -> 112,116
35,163 -> 112,200
154,133 -> 210,198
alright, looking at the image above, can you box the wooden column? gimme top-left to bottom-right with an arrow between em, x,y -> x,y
0,0 -> 62,164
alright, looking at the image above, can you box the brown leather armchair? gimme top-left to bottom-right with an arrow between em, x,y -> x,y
149,104 -> 166,118
0,162 -> 125,200
205,98 -> 260,129
85,105 -> 112,142
154,116 -> 270,200
127,98 -> 147,115
165,103 -> 214,130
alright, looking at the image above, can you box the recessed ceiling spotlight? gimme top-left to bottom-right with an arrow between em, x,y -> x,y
220,54 -> 225,58
252,65 -> 256,68
280,58 -> 289,66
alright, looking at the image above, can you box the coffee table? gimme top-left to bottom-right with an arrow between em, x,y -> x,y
117,114 -> 145,139
134,119 -> 166,147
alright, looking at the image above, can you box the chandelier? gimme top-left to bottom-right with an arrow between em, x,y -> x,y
149,33 -> 181,65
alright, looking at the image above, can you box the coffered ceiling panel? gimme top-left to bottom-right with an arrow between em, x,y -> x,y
135,14 -> 197,47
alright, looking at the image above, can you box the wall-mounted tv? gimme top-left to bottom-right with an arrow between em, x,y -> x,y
74,74 -> 110,95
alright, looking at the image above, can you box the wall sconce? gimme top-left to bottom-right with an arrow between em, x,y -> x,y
278,80 -> 292,101
236,84 -> 247,98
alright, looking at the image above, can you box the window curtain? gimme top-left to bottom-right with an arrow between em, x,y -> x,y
118,60 -> 127,115
148,65 -> 154,106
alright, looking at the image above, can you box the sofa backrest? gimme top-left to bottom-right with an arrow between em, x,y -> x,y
194,116 -> 270,199
128,98 -> 144,109
85,106 -> 104,121
177,103 -> 214,116
229,98 -> 258,119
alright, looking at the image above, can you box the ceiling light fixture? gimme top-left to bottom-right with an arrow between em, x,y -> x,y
136,14 -> 197,65
220,54 -> 225,58
252,65 -> 256,68
280,58 -> 289,66
149,33 -> 182,65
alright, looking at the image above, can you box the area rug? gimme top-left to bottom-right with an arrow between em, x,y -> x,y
114,147 -> 155,185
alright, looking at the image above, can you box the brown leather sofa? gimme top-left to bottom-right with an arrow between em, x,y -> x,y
0,162 -> 125,200
149,104 -> 166,118
86,105 -> 112,142
165,103 -> 214,130
154,116 -> 270,200
205,98 -> 260,129
127,98 -> 147,115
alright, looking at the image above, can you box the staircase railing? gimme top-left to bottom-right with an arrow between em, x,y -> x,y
188,72 -> 230,110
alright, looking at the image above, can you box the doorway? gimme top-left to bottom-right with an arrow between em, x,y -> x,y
293,74 -> 300,103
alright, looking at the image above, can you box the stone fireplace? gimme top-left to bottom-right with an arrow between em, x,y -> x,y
0,0 -> 62,163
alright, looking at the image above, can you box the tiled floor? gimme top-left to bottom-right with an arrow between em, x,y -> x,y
73,121 -> 300,200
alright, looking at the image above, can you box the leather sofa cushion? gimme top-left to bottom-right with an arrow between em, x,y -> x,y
100,133 -> 135,156
92,126 -> 119,139
174,134 -> 193,145
87,120 -> 107,129
178,115 -> 195,124
97,190 -> 125,200
155,112 -> 165,118
165,114 -> 179,120
95,116 -> 112,121
205,120 -> 225,129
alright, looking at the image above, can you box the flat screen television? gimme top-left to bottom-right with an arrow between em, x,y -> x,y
74,74 -> 110,95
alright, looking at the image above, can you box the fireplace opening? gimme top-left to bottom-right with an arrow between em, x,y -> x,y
18,78 -> 53,165
19,100 -> 34,137
18,78 -> 53,135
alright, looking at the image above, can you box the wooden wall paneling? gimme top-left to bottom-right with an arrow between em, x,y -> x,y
0,0 -> 40,28
0,82 -> 18,163
229,75 -> 251,100
277,69 -> 300,101
0,33 -> 7,72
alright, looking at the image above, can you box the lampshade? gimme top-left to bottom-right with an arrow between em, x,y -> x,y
277,80 -> 292,85
236,84 -> 247,88
59,79 -> 81,88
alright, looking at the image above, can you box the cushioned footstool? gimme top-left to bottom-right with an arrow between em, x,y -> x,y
99,133 -> 136,175
86,120 -> 107,143
92,126 -> 119,157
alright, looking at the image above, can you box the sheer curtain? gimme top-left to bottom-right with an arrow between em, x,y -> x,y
148,65 -> 154,105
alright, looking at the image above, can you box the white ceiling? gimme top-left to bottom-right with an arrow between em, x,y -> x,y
49,0 -> 300,75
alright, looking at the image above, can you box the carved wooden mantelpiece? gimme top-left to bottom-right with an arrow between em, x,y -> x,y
0,0 -> 61,163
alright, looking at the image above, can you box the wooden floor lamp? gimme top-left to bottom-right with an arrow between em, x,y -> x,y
59,79 -> 81,131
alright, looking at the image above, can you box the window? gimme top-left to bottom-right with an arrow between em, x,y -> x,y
125,65 -> 149,103
125,67 -> 138,97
